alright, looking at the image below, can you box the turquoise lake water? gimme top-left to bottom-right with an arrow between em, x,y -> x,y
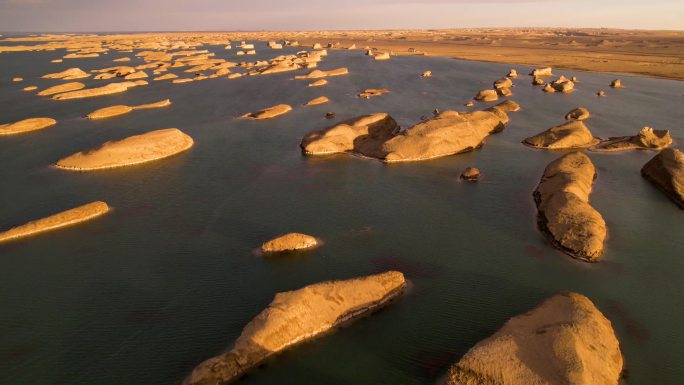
0,39 -> 682,385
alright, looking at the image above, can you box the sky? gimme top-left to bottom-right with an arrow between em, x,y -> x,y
0,0 -> 682,32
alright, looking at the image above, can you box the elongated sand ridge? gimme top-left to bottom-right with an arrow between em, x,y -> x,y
0,118 -> 56,135
86,99 -> 171,119
0,201 -> 110,243
37,82 -> 85,96
534,152 -> 606,261
55,128 -> 194,171
240,104 -> 292,120
183,271 -> 407,385
52,81 -> 143,100
446,292 -> 623,385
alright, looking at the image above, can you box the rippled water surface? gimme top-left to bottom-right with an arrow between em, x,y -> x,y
0,39 -> 683,385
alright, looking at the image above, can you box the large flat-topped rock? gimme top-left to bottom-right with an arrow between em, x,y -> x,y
294,67 -> 348,79
0,118 -> 57,135
0,201 -> 110,243
446,292 -> 623,385
183,271 -> 407,385
590,127 -> 672,152
301,101 -> 518,162
534,152 -> 606,261
55,128 -> 193,171
641,148 -> 684,208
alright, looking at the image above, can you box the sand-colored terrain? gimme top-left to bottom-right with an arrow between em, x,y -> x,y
85,99 -> 171,119
3,29 -> 681,79
534,152 -> 606,262
183,271 -> 406,385
0,201 -> 110,243
642,148 -> 684,209
261,233 -> 319,253
0,118 -> 56,135
55,128 -> 193,171
446,292 -> 622,385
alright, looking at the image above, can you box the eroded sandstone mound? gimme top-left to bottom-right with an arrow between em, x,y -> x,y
240,104 -> 292,120
301,101 -> 518,163
42,67 -> 90,80
641,148 -> 684,208
523,121 -> 599,149
37,82 -> 85,96
565,107 -> 590,121
475,89 -> 498,102
590,127 -> 672,152
183,271 -> 407,385
304,96 -> 329,106
534,152 -> 606,261
0,201 -> 110,243
0,118 -> 56,135
52,81 -> 142,100
358,89 -> 389,99
294,68 -> 348,79
530,67 -> 553,77
446,292 -> 623,385
86,99 -> 171,119
55,128 -> 193,171
261,233 -> 319,253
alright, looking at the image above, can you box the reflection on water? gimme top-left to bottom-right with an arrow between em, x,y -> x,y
0,40 -> 683,385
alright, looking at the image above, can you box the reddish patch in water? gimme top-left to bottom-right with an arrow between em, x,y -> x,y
371,256 -> 437,278
524,244 -> 546,259
607,300 -> 650,342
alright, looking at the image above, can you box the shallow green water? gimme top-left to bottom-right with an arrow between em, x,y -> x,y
0,39 -> 682,385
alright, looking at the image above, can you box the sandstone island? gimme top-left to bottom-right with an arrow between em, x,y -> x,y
0,201 -> 110,243
55,128 -> 194,171
183,271 -> 407,385
534,152 -> 606,261
446,292 -> 623,385
301,101 -> 519,162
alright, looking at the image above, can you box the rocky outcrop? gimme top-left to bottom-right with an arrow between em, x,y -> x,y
308,79 -> 327,87
240,104 -> 292,120
550,76 -> 574,93
565,107 -> 590,121
0,118 -> 56,135
461,167 -> 480,181
261,233 -> 319,253
374,52 -> 391,61
493,78 -> 512,90
294,68 -> 348,79
534,152 -> 606,261
474,89 -> 498,102
610,79 -> 623,88
183,271 -> 407,385
358,89 -> 389,99
507,69 -> 518,78
85,99 -> 171,119
590,127 -> 672,152
0,201 -> 110,243
55,128 -> 193,171
154,73 -> 178,81
37,82 -> 85,96
446,292 -> 622,385
304,97 -> 329,106
301,101 -> 519,163
42,67 -> 90,80
422,71 -> 432,78
641,148 -> 684,208
52,81 -> 143,100
23,86 -> 37,91
523,121 -> 599,149
530,67 -> 553,77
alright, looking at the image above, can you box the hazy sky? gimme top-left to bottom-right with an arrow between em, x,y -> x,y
0,0 -> 682,32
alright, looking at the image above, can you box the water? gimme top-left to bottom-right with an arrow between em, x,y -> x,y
0,40 -> 682,385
